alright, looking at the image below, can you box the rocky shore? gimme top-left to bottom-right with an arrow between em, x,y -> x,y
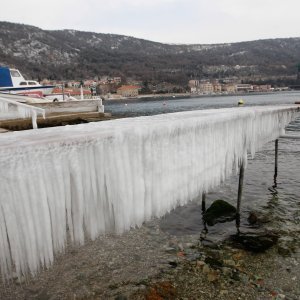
0,212 -> 299,300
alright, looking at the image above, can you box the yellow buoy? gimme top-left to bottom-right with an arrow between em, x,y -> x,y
238,99 -> 244,105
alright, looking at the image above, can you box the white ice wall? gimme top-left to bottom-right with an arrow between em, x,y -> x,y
0,105 -> 298,279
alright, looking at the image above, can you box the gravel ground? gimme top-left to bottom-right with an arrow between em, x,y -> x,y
0,219 -> 299,300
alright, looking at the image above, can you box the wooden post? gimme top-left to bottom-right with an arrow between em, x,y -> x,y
201,192 -> 206,212
273,139 -> 278,188
236,162 -> 245,231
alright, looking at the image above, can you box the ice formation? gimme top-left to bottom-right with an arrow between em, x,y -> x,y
0,105 -> 298,280
0,96 -> 45,128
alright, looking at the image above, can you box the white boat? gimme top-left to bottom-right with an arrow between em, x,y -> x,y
0,66 -> 54,97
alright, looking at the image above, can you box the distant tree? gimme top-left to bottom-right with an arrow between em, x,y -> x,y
139,81 -> 151,94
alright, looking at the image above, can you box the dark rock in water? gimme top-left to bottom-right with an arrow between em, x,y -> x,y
247,212 -> 258,225
203,200 -> 237,226
168,261 -> 178,268
205,256 -> 223,268
277,245 -> 292,256
115,295 -> 128,300
230,232 -> 278,253
247,211 -> 271,226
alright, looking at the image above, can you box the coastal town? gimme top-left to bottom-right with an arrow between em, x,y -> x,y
41,75 -> 293,100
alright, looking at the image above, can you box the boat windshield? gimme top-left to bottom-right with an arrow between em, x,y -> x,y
10,70 -> 21,77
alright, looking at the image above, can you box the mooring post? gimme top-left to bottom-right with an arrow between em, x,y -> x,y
201,192 -> 206,212
273,139 -> 278,188
236,162 -> 245,231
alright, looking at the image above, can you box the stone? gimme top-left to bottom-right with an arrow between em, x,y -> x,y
164,247 -> 177,253
230,232 -> 278,253
205,256 -> 223,268
220,290 -> 229,296
196,260 -> 205,267
203,200 -> 237,226
223,259 -> 236,267
168,261 -> 178,268
278,246 -> 292,256
207,269 -> 219,282
178,243 -> 184,251
202,264 -> 210,274
247,211 -> 271,226
115,295 -> 128,300
247,212 -> 258,225
221,267 -> 232,276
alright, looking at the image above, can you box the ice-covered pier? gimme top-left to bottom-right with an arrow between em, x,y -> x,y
0,105 -> 299,279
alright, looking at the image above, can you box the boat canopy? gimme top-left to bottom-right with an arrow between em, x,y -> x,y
0,66 -> 13,87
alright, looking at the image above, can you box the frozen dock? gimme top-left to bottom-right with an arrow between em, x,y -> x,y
0,105 -> 299,279
0,95 -> 108,130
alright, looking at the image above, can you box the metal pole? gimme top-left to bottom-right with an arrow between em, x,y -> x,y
201,192 -> 206,212
236,162 -> 245,231
201,192 -> 208,238
62,82 -> 65,101
273,139 -> 278,188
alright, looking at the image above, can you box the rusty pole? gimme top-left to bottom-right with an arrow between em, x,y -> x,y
236,162 -> 245,231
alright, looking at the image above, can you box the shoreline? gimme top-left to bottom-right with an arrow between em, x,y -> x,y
103,90 -> 300,103
1,217 -> 299,300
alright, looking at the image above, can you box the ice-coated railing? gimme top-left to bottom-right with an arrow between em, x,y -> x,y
0,96 -> 45,128
0,105 -> 299,280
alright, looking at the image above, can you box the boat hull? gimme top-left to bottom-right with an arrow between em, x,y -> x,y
0,85 -> 54,97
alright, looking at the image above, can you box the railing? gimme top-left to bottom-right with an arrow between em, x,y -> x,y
0,96 -> 45,129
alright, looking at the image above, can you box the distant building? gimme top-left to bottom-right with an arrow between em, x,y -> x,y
213,83 -> 222,93
223,84 -> 237,93
252,84 -> 272,92
199,82 -> 214,94
188,80 -> 200,88
235,84 -> 253,92
113,77 -> 122,84
221,77 -> 240,84
67,81 -> 81,88
84,80 -> 97,87
190,87 -> 198,94
52,87 -> 91,97
117,85 -> 139,97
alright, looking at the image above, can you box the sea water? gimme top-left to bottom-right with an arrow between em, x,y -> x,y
106,92 -> 300,243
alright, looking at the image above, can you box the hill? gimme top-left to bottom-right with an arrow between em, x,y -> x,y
0,21 -> 299,85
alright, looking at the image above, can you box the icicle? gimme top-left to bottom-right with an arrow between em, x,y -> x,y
0,105 -> 298,280
0,101 -> 9,113
0,96 -> 45,129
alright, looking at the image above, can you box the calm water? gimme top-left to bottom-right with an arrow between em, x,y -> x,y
106,92 -> 300,247
104,91 -> 300,117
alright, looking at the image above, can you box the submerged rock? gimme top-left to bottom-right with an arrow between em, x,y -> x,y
247,212 -> 258,225
203,200 -> 237,226
247,211 -> 271,226
230,232 -> 278,253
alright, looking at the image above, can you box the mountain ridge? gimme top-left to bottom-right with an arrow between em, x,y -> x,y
0,21 -> 299,85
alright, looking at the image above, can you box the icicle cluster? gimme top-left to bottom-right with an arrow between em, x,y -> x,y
0,96 -> 45,128
0,101 -> 9,113
0,105 -> 298,280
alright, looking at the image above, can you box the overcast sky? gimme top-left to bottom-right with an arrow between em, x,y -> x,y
1,0 -> 300,44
